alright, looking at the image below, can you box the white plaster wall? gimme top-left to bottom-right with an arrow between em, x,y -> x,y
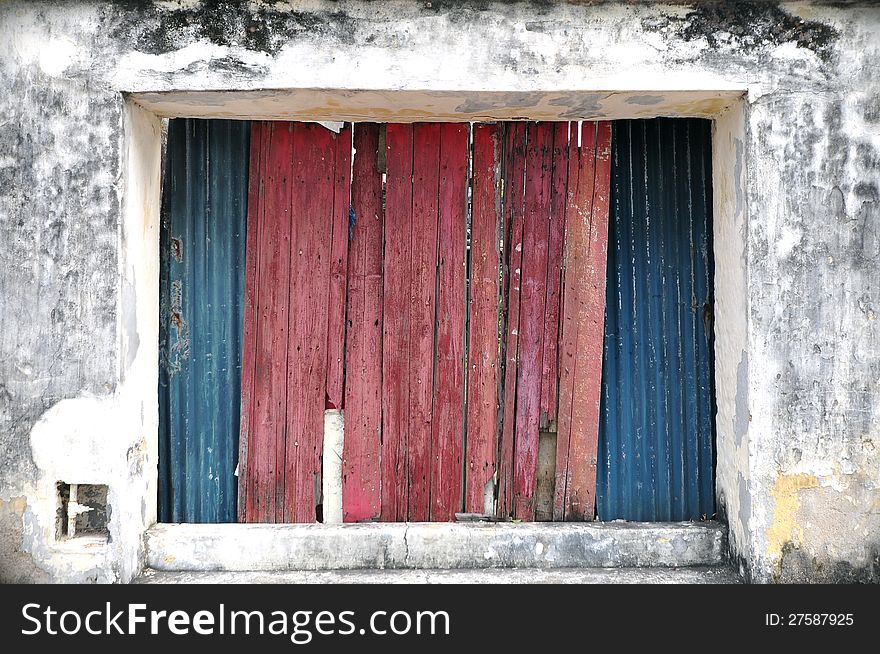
17,101 -> 161,583
712,102 -> 751,574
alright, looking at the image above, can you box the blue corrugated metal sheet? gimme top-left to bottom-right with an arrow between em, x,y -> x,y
159,119 -> 250,523
597,118 -> 715,522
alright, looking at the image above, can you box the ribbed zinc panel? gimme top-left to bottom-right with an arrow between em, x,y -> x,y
158,118 -> 250,523
597,118 -> 716,522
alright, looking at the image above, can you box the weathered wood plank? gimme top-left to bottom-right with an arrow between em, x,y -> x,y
555,122 -> 613,521
407,123 -> 442,522
238,121 -> 264,522
512,122 -> 553,520
431,123 -> 468,520
343,123 -> 384,522
559,122 -> 596,521
540,122 -> 569,428
284,123 -> 335,523
563,121 -> 612,520
553,122 -> 581,522
497,123 -> 527,519
382,123 -> 414,521
269,124 -> 293,524
242,122 -> 296,523
326,125 -> 352,411
465,123 -> 502,514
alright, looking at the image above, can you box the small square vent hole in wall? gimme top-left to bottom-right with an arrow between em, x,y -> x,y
56,483 -> 109,542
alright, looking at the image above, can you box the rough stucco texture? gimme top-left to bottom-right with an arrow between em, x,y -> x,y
0,8 -> 122,497
1,0 -> 878,583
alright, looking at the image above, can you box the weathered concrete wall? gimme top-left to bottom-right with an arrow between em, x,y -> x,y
1,3 -> 162,581
1,0 -> 878,583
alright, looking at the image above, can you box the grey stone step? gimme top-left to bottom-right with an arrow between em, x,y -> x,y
146,521 -> 726,572
136,566 -> 741,584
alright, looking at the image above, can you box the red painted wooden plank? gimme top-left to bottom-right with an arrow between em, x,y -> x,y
283,123 -> 336,523
382,123 -> 414,521
284,122 -> 309,523
326,125 -> 352,411
407,123 -> 442,522
430,123 -> 468,521
238,121 -> 265,522
343,123 -> 384,522
540,122 -> 569,428
563,121 -> 611,521
497,123 -> 527,519
558,121 -> 597,522
270,123 -> 296,524
512,122 -> 553,520
242,122 -> 296,523
554,122 -> 612,521
465,123 -> 502,514
553,121 -> 580,522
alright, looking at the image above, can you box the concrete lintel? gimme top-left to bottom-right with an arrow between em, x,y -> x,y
145,521 -> 726,572
130,89 -> 744,122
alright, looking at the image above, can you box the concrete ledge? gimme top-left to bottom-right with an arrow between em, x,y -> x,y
136,566 -> 741,584
145,521 -> 726,572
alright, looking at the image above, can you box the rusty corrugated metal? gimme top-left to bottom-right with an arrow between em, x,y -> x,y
597,118 -> 716,521
158,118 -> 250,523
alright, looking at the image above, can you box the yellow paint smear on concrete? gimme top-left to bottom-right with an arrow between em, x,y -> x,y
766,473 -> 819,558
0,496 -> 28,515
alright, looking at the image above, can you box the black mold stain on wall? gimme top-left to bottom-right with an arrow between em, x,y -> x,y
778,542 -> 880,583
110,0 -> 357,56
666,1 -> 840,61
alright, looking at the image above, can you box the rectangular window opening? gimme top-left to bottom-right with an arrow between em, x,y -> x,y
157,117 -> 716,525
